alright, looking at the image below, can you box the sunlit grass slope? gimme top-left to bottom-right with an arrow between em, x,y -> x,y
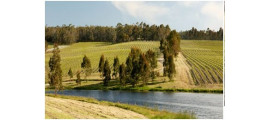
181,40 -> 223,85
45,41 -> 160,77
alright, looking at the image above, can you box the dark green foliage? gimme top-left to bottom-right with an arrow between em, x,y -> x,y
68,68 -> 73,79
81,55 -> 92,78
160,30 -> 181,79
145,49 -> 157,81
45,22 -> 171,44
168,55 -> 176,81
180,27 -> 223,40
98,54 -> 105,76
159,38 -> 167,51
48,44 -> 62,95
45,40 -> 48,52
103,59 -> 111,86
76,71 -> 81,85
119,63 -> 126,86
125,55 -> 133,84
139,53 -> 150,86
45,23 -> 222,45
163,48 -> 169,76
167,30 -> 181,57
123,48 -> 154,87
157,24 -> 167,40
145,49 -> 157,69
129,48 -> 142,87
45,24 -> 77,45
113,56 -> 120,79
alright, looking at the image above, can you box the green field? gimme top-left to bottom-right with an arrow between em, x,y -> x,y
46,40 -> 223,91
181,40 -> 223,85
45,41 -> 160,79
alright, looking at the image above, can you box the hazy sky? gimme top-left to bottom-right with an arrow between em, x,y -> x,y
45,1 -> 224,31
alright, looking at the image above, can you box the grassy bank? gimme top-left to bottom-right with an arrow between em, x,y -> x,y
74,84 -> 223,93
46,94 -> 196,119
46,78 -> 223,93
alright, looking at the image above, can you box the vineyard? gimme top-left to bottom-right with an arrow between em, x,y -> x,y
181,40 -> 223,85
45,40 -> 223,87
45,41 -> 160,79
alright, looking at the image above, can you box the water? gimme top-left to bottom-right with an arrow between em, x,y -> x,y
46,90 -> 223,119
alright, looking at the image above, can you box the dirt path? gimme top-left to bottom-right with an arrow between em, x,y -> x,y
174,52 -> 194,87
45,96 -> 146,119
156,54 -> 164,75
154,52 -> 194,88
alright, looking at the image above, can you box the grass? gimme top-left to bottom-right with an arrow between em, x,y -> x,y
47,45 -> 54,49
75,84 -> 222,93
46,94 -> 196,119
181,40 -> 223,85
45,40 -> 223,92
45,41 -> 160,79
46,77 -> 222,93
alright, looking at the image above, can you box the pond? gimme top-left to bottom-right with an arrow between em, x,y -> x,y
46,90 -> 223,119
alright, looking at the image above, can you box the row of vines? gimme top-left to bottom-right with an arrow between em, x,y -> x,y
181,40 -> 223,85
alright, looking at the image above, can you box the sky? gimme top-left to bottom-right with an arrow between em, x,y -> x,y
45,1 -> 224,31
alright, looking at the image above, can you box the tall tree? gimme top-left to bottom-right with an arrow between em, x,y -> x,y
119,63 -> 126,86
76,70 -> 81,85
163,48 -> 169,76
159,38 -> 167,51
168,55 -> 176,81
167,30 -> 181,57
98,54 -> 105,77
129,48 -> 142,87
113,56 -> 120,79
68,68 -> 73,80
48,44 -> 62,95
81,55 -> 92,79
145,49 -> 157,69
125,55 -> 133,84
139,53 -> 150,86
145,49 -> 157,81
103,59 -> 111,86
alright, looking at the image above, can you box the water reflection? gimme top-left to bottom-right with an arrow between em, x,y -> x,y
46,90 -> 223,119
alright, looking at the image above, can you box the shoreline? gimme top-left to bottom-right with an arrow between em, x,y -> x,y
74,86 -> 223,93
45,94 -> 196,119
46,86 -> 223,93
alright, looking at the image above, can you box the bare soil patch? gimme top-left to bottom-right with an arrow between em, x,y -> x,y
153,52 -> 194,89
174,52 -> 194,87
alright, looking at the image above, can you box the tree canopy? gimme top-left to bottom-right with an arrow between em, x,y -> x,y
81,55 -> 92,78
103,59 -> 111,86
113,56 -> 120,79
48,44 -> 63,95
180,27 -> 223,40
45,22 -> 171,44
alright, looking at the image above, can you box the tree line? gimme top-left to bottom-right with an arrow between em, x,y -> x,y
179,27 -> 223,40
48,44 -> 93,94
97,48 -> 159,87
45,22 -> 171,45
48,44 -> 160,92
47,26 -> 182,94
